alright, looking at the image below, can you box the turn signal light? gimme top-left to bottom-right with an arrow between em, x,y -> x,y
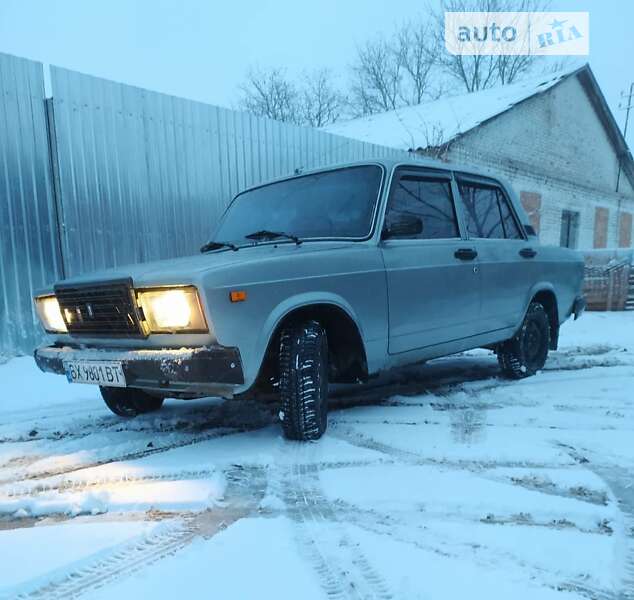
230,290 -> 247,303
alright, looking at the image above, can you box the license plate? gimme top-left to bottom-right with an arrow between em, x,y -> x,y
63,360 -> 127,387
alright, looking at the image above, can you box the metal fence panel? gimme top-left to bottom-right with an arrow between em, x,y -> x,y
0,53 -> 61,355
50,68 -> 407,279
1,60 -> 408,355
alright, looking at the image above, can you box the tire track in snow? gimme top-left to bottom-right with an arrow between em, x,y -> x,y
330,425 -> 565,471
8,517 -> 201,600
0,427 -> 244,490
0,460 -> 380,511
329,346 -> 627,410
0,397 -> 275,445
272,445 -> 393,600
1,468 -> 219,503
556,448 -> 634,600
337,504 -> 574,591
330,429 -> 615,539
590,466 -> 634,600
3,467 -> 267,599
0,399 -> 276,487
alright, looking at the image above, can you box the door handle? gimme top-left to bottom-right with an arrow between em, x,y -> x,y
519,247 -> 537,259
454,248 -> 478,261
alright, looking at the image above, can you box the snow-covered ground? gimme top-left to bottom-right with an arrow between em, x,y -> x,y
0,312 -> 632,599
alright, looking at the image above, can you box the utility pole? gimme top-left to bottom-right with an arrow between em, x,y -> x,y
616,82 -> 634,194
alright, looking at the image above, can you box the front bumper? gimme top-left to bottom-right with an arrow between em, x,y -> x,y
34,344 -> 244,396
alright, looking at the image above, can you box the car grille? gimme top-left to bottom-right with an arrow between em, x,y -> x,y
54,279 -> 144,337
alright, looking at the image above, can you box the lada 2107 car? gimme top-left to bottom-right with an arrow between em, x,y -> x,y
34,158 -> 586,440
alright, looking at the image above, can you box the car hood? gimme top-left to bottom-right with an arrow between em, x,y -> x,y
52,241 -> 356,289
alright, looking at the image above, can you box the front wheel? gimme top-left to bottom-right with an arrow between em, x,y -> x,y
278,320 -> 329,441
100,387 -> 164,417
497,302 -> 550,379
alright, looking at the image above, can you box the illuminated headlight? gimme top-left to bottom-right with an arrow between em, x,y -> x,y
34,295 -> 68,333
136,286 -> 208,333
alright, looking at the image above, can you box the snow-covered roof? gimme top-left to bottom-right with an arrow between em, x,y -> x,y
324,66 -> 584,151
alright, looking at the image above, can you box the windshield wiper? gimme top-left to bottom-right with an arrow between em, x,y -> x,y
244,230 -> 302,245
200,240 -> 239,253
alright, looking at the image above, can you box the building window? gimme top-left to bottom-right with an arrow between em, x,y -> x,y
619,211 -> 632,248
560,210 -> 580,249
594,207 -> 609,248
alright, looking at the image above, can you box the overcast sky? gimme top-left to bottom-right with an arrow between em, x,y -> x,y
0,0 -> 631,141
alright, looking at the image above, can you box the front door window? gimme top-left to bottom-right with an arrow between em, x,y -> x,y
384,176 -> 460,239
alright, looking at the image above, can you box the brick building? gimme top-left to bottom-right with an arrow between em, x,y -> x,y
325,65 -> 634,250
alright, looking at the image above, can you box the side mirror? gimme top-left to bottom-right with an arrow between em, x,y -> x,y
382,215 -> 423,239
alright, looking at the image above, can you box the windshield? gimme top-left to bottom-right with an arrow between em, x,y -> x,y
212,165 -> 383,244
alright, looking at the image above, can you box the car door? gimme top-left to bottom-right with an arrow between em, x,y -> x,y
453,175 -> 535,333
380,167 -> 481,355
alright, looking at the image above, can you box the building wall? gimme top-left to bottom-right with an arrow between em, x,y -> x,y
444,74 -> 634,250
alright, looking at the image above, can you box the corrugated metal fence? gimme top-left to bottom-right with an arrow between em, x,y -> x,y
0,54 -> 62,356
0,52 -> 406,355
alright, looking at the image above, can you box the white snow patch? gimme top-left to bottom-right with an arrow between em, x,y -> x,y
0,520 -> 165,593
83,517 -> 325,600
320,464 -> 616,532
0,477 -> 226,517
0,356 -> 101,415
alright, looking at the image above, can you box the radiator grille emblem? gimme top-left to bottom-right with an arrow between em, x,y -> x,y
54,280 -> 143,337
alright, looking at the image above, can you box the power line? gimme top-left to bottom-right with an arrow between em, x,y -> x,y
616,82 -> 634,194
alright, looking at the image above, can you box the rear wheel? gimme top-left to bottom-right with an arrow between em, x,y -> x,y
497,302 -> 550,379
100,387 -> 164,417
278,320 -> 329,441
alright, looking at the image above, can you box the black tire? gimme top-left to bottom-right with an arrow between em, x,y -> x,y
100,387 -> 164,417
497,302 -> 550,379
278,320 -> 329,441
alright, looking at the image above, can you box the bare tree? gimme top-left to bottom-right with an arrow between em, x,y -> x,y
429,0 -> 551,92
240,0 -> 558,126
239,67 -> 301,124
299,69 -> 345,127
348,38 -> 404,116
239,67 -> 345,127
397,21 -> 439,105
347,20 -> 442,117
419,123 -> 452,159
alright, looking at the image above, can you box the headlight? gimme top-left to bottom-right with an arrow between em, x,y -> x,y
34,295 -> 67,333
136,286 -> 208,333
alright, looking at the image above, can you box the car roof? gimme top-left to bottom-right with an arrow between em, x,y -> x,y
235,156 -> 533,232
237,156 -> 513,192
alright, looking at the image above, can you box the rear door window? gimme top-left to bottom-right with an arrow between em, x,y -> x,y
457,181 -> 523,240
497,190 -> 523,239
